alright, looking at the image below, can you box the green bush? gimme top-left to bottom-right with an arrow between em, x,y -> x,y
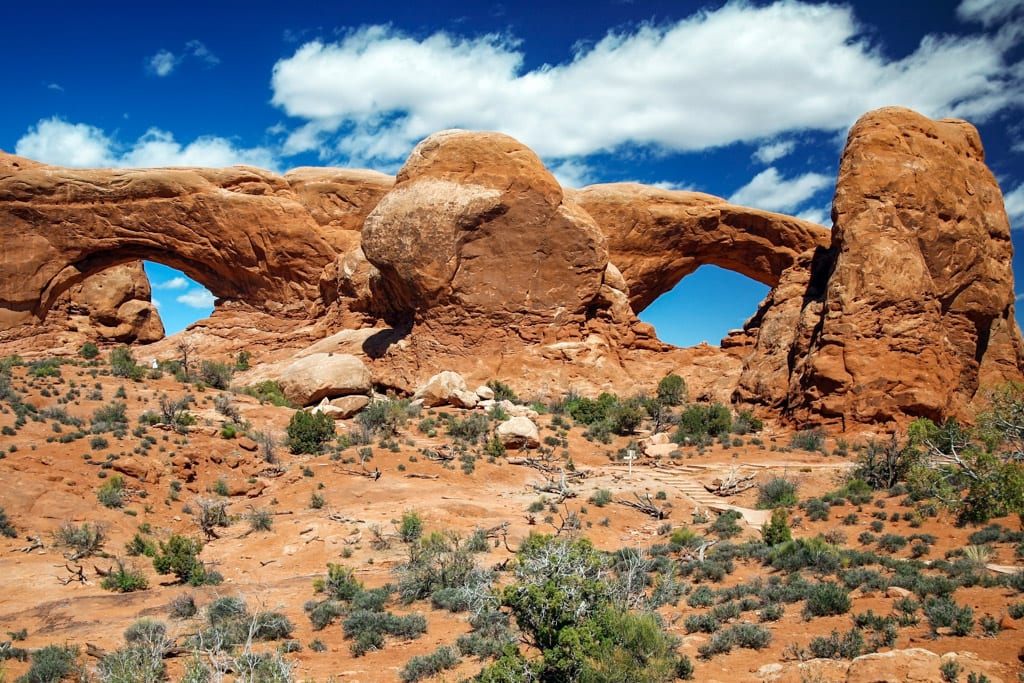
287,410 -> 335,454
804,582 -> 852,618
152,535 -> 208,586
925,597 -> 974,636
79,342 -> 99,360
761,508 -> 793,546
791,428 -> 826,452
589,489 -> 613,507
674,403 -> 732,441
97,475 -> 126,508
399,510 -> 424,543
0,506 -> 17,538
16,644 -> 79,683
757,477 -> 798,508
710,510 -> 743,539
808,628 -> 865,660
53,521 -> 107,557
101,559 -> 149,592
399,645 -> 460,682
198,360 -> 233,390
656,373 -> 686,406
92,401 -> 128,434
486,380 -> 518,403
109,346 -> 144,380
240,380 -> 291,407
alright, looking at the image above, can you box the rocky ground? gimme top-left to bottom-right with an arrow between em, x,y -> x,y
1,355 -> 1022,682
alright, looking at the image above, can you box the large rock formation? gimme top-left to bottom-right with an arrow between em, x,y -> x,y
1,106 -> 1021,428
782,107 -> 1024,425
54,261 -> 164,344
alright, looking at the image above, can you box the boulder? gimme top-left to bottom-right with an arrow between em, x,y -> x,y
475,385 -> 495,401
496,416 -> 541,449
450,389 -> 479,409
277,353 -> 371,406
413,370 -> 469,408
330,395 -> 371,418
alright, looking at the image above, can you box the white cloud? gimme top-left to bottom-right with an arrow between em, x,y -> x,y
186,40 -> 220,67
153,276 -> 189,290
46,82 -> 64,92
270,3 -> 1024,166
15,119 -> 116,167
148,49 -> 178,77
151,297 -> 162,309
753,140 -> 796,164
796,205 -> 832,227
548,159 -> 594,189
15,117 -> 279,170
728,167 -> 832,213
146,41 -> 219,77
651,180 -> 698,191
176,289 -> 216,309
1005,182 -> 1024,227
957,0 -> 1024,26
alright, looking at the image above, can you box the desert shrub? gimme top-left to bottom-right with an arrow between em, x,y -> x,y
240,380 -> 291,407
399,510 -> 424,543
97,475 -> 126,508
877,533 -> 909,553
16,644 -> 80,683
802,497 -> 831,521
808,628 -> 865,660
167,593 -> 197,619
486,380 -> 518,403
769,536 -> 841,575
684,612 -> 720,634
758,477 -> 798,508
246,508 -> 273,532
152,535 -> 208,586
761,508 -> 793,546
731,409 -> 763,434
101,559 -> 149,592
697,629 -> 735,659
109,347 -> 144,380
675,403 -> 732,440
92,401 -> 128,435
804,582 -> 851,618
0,506 -> 17,538
198,360 -> 233,390
853,435 -> 921,490
315,563 -> 364,601
286,410 -> 335,454
729,623 -> 772,649
656,373 -> 686,406
589,489 -> 613,507
444,412 -> 491,444
687,585 -> 715,608
791,428 -> 826,452
306,600 -> 345,631
193,498 -> 230,539
53,520 -> 107,557
79,342 -> 99,360
400,645 -> 461,682
357,397 -> 415,439
710,510 -> 743,539
759,603 -> 785,622
566,392 -> 618,425
925,597 -> 974,636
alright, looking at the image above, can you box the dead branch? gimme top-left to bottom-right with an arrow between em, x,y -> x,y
548,502 -> 582,537
404,473 -> 439,480
339,467 -> 381,480
618,492 -> 670,520
704,469 -> 756,496
19,536 -> 43,553
531,474 -> 578,502
57,563 -> 87,585
483,521 -> 513,552
327,513 -> 364,524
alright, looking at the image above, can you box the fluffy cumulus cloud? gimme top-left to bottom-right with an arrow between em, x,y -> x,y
270,3 -> 1024,166
153,277 -> 189,291
753,140 -> 796,165
728,167 -> 832,214
176,289 -> 215,309
15,117 -> 278,170
148,49 -> 178,76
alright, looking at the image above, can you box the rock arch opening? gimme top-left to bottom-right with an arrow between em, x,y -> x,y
638,265 -> 769,348
142,262 -> 214,335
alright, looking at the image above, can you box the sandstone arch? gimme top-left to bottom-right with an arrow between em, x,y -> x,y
571,183 -> 831,313
0,153 -> 392,330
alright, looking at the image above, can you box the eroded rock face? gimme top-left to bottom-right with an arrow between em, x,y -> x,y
785,107 -> 1024,425
52,261 -> 164,344
362,130 -> 608,328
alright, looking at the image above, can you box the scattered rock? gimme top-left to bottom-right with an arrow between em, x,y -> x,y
329,395 -> 371,419
475,385 -> 495,401
277,353 -> 372,406
496,416 -> 541,449
413,371 -> 469,408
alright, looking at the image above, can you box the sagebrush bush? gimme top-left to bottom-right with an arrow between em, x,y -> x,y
399,645 -> 460,683
53,520 -> 107,557
101,559 -> 149,592
758,477 -> 798,509
286,410 -> 335,454
803,582 -> 851,618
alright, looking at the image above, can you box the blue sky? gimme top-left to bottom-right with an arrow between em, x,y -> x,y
4,0 -> 1023,344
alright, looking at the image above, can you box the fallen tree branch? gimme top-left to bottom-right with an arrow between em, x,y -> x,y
618,492 -> 670,519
